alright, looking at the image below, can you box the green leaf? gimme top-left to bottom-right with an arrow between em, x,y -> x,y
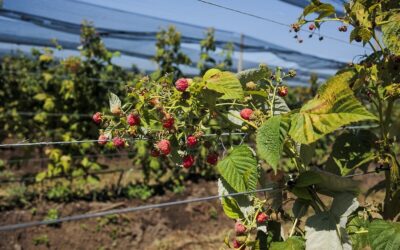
291,187 -> 312,200
350,27 -> 372,44
218,178 -> 253,218
204,71 -> 244,100
289,71 -> 377,144
295,171 -> 322,187
256,115 -> 290,171
203,68 -> 221,80
221,197 -> 243,219
325,130 -> 377,176
35,172 -> 47,182
236,64 -> 270,85
313,169 -> 360,195
270,236 -> 305,250
217,146 -> 258,192
382,14 -> 400,55
300,142 -> 316,166
368,220 -> 400,250
347,216 -> 369,250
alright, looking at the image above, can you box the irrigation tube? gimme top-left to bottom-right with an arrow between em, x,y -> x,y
0,187 -> 278,232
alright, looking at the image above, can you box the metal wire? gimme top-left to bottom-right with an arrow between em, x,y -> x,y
0,133 -> 247,148
0,187 -> 278,232
197,0 -> 370,50
345,166 -> 390,178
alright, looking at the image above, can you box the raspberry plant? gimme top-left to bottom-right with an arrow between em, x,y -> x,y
97,1 -> 400,248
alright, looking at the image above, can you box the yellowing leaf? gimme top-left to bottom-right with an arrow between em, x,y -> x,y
204,70 -> 244,100
289,71 -> 377,144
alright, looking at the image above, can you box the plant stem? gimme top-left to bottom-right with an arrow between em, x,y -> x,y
289,218 -> 298,237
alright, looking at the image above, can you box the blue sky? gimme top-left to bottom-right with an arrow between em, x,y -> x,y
80,0 -> 370,64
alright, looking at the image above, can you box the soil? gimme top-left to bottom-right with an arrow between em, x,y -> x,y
0,180 -> 233,250
0,163 -> 386,250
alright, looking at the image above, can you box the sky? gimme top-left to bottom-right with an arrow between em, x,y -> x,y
79,0 -> 370,64
0,0 -> 372,79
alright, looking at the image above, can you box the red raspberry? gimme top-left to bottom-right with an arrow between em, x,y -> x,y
182,155 -> 195,169
98,134 -> 108,145
127,113 -> 140,126
235,222 -> 246,235
92,112 -> 102,124
175,78 -> 189,92
256,212 -> 268,223
162,117 -> 175,129
240,108 -> 253,120
112,137 -> 125,148
277,86 -> 288,97
186,135 -> 197,147
157,139 -> 171,155
232,239 -> 241,249
309,23 -> 316,31
206,153 -> 218,165
150,149 -> 160,157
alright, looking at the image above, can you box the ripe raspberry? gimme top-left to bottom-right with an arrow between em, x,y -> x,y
157,139 -> 171,155
206,153 -> 218,165
232,239 -> 241,249
112,137 -> 125,148
277,86 -> 288,97
309,23 -> 316,31
175,78 -> 189,92
256,212 -> 268,223
240,108 -> 253,120
92,112 -> 102,124
150,149 -> 160,157
182,155 -> 195,169
162,117 -> 175,129
186,135 -> 198,147
235,222 -> 246,235
98,134 -> 108,145
127,113 -> 140,126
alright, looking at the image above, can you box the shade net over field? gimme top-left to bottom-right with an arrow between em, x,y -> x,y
0,0 -> 348,84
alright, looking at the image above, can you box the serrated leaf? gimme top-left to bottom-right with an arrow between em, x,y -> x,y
218,178 -> 253,219
270,236 -> 305,250
109,92 -> 121,113
221,197 -> 243,219
204,71 -> 244,100
347,216 -> 369,250
325,130 -> 377,176
236,64 -> 270,85
382,14 -> 400,56
368,220 -> 400,250
289,71 -> 377,144
217,146 -> 258,192
256,115 -> 290,171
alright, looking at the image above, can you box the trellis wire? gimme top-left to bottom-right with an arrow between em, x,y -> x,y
197,0 -> 371,50
0,186 -> 279,232
0,133 -> 247,148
